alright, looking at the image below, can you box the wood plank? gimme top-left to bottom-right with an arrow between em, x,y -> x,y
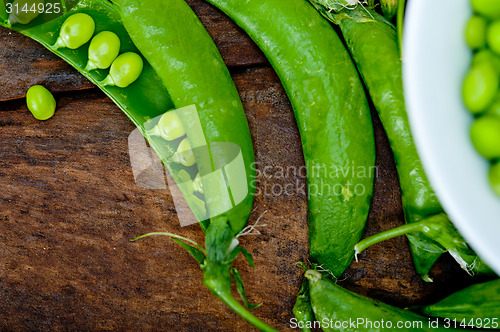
0,0 -> 267,101
0,67 -> 474,331
0,28 -> 95,101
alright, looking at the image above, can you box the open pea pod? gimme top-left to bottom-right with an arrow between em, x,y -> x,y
0,0 -> 210,224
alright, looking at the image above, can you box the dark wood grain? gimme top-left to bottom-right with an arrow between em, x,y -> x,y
0,28 -> 95,101
0,1 -> 478,331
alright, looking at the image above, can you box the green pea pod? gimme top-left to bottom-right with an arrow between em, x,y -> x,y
112,1 -> 277,331
305,269 -> 451,332
203,0 -> 375,278
113,0 -> 255,235
292,279 -> 314,332
308,0 -> 456,280
411,279 -> 500,327
1,1 -> 7,22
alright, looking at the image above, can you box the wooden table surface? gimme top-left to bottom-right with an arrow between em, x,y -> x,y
0,1 -> 478,331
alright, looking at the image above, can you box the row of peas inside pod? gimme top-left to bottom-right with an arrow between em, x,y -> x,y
463,0 -> 500,196
53,12 -> 143,88
145,108 -> 204,199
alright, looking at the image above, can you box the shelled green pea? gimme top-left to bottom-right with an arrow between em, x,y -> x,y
487,20 -> 500,55
8,0 -> 44,25
53,13 -> 95,50
490,162 -> 500,196
102,52 -> 143,88
193,173 -> 203,194
85,31 -> 121,71
470,115 -> 500,159
463,60 -> 499,114
147,110 -> 186,141
472,0 -> 500,19
172,138 -> 196,167
465,15 -> 487,49
485,94 -> 500,118
26,85 -> 56,120
472,49 -> 500,69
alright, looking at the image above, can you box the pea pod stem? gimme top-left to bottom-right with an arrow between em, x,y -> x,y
354,213 -> 495,276
130,232 -> 207,255
397,0 -> 406,53
203,262 -> 277,332
354,221 -> 426,257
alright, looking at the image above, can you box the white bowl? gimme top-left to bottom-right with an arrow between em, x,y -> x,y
403,0 -> 500,275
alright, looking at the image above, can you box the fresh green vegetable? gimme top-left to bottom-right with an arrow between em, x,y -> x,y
114,0 -> 255,234
53,13 -> 95,49
463,56 -> 499,114
147,109 -> 186,141
26,85 -> 56,120
397,0 -> 406,50
472,49 -> 500,69
0,1 -> 7,22
203,0 -> 375,279
466,15 -> 487,50
308,1 -> 455,280
488,20 -> 500,55
8,0 -> 45,25
471,0 -> 500,19
102,52 -> 143,88
486,93 -> 500,117
3,0 -> 270,330
292,279 -> 314,332
1,0 -> 219,219
171,138 -> 196,167
464,2 -> 500,198
112,0 -> 275,330
490,162 -> 500,196
411,279 -> 500,328
305,270 -> 448,332
470,116 -> 500,159
85,31 -> 121,71
355,213 -> 495,277
380,0 -> 398,20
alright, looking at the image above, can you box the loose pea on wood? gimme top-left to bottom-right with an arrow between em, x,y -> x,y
85,31 -> 121,71
53,13 -> 95,50
26,85 -> 56,120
